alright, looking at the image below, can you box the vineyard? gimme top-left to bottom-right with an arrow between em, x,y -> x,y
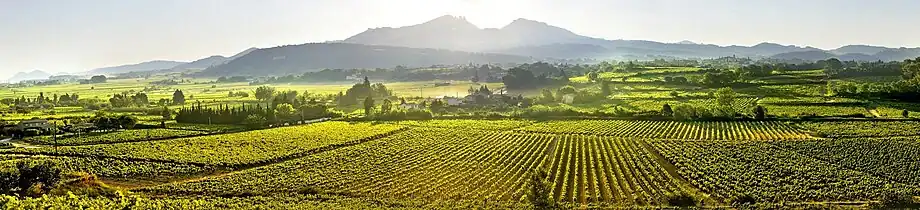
797,121 -> 920,138
24,129 -> 206,146
649,140 -> 916,203
6,121 -> 406,166
517,120 -> 810,140
149,127 -> 694,206
390,119 -> 533,131
775,138 -> 920,186
3,119 -> 920,208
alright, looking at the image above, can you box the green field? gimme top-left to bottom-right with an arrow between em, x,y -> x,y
4,63 -> 920,209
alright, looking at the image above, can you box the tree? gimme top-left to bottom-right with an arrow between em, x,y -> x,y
380,99 -> 392,114
587,71 -> 599,82
539,89 -> 555,103
715,87 -> 735,107
116,115 -> 137,129
600,81 -> 611,96
429,100 -> 444,113
363,97 -> 374,116
1,160 -> 63,196
89,75 -> 107,83
754,105 -> 766,120
161,106 -> 171,120
662,103 -> 673,116
275,103 -> 296,121
255,86 -> 276,101
903,58 -> 920,80
528,168 -> 555,209
172,89 -> 186,105
242,114 -> 267,128
823,58 -> 844,76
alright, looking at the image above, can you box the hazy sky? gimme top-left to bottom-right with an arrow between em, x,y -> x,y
2,0 -> 919,79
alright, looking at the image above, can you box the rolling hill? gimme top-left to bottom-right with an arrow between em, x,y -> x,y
197,43 -> 533,76
6,70 -> 52,83
86,60 -> 186,75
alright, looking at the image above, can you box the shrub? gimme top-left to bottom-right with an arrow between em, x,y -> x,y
665,191 -> 699,207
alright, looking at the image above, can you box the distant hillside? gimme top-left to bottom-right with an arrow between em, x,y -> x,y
770,50 -> 836,61
167,48 -> 259,72
87,60 -> 186,75
7,70 -> 51,82
170,56 -> 228,71
771,48 -> 920,61
492,43 -> 610,59
344,15 -> 821,59
197,43 -> 533,77
831,45 -> 893,55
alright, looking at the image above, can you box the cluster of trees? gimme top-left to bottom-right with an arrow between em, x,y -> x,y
502,62 -> 571,89
227,91 -> 249,97
336,77 -> 392,106
177,87 -> 334,126
175,103 -> 275,125
89,112 -> 138,131
216,76 -> 248,83
827,57 -> 920,101
821,58 -> 901,78
659,88 -> 767,120
108,92 -> 149,108
78,75 -> 107,84
1,92 -> 81,107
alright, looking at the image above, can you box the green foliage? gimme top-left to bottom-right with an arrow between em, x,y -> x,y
363,97 -> 374,117
529,168 -> 555,209
714,87 -> 735,107
242,114 -> 267,127
651,140 -> 915,203
13,122 -> 405,166
665,191 -> 699,207
661,103 -> 673,116
518,120 -> 808,140
24,129 -> 205,145
754,105 -> 766,120
171,89 -> 185,105
274,104 -> 296,120
254,86 -> 276,101
0,160 -> 63,197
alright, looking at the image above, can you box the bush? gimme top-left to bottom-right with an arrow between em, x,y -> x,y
665,191 -> 699,207
0,160 -> 64,197
871,192 -> 916,209
730,194 -> 757,207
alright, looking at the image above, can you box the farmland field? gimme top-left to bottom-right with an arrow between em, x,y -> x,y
9,121 -> 406,166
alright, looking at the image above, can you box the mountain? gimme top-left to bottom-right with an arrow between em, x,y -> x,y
7,70 -> 52,82
344,15 -> 590,52
166,48 -> 259,71
492,43 -> 610,59
170,56 -> 228,71
831,45 -> 892,55
770,48 -> 920,61
873,48 -> 920,61
87,60 -> 186,75
770,50 -> 836,61
197,43 -> 532,77
344,16 -> 822,59
226,47 -> 258,62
